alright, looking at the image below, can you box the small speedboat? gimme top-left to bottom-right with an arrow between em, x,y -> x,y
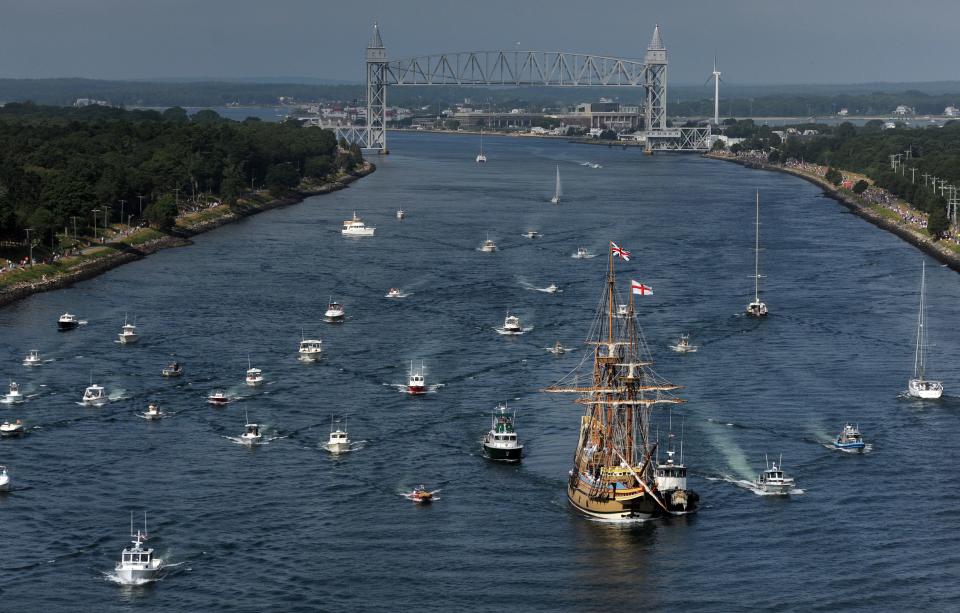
324,300 -> 345,322
754,456 -> 796,495
523,230 -> 541,239
482,403 -> 524,462
0,420 -> 25,437
239,414 -> 262,446
3,381 -> 23,403
117,317 -> 139,344
142,404 -> 164,421
396,208 -> 405,220
0,466 -> 10,492
546,341 -> 567,355
407,361 -> 427,395
161,362 -> 183,377
341,212 -> 375,236
670,335 -> 699,353
326,418 -> 351,454
480,237 -> 497,253
833,423 -> 865,452
572,247 -> 591,259
207,390 -> 229,406
385,287 -> 403,299
82,384 -> 108,406
543,283 -> 559,294
408,485 -> 434,504
114,515 -> 162,584
57,313 -> 79,331
299,338 -> 323,362
23,350 -> 42,367
501,313 -> 523,335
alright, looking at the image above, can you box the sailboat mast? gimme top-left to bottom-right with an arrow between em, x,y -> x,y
754,190 -> 761,302
915,261 -> 926,378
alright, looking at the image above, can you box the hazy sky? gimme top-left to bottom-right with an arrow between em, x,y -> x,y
0,0 -> 957,85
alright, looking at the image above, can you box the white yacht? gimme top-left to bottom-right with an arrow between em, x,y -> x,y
501,312 -> 523,335
480,236 -> 497,253
396,208 -> 405,220
57,313 -> 79,331
550,164 -> 562,204
82,383 -> 108,406
3,381 -> 23,403
572,247 -> 592,259
114,515 -> 162,584
0,419 -> 25,437
23,350 -> 42,367
298,335 -> 323,362
746,190 -> 769,318
324,300 -> 345,322
670,335 -> 699,353
385,287 -> 403,299
523,230 -> 541,239
239,413 -> 262,446
908,261 -> 943,399
0,466 -> 10,492
754,455 -> 796,495
407,361 -> 427,395
341,212 -> 376,236
117,316 -> 139,344
482,403 -> 523,462
476,129 -> 487,163
326,417 -> 351,454
141,404 -> 164,421
245,358 -> 263,387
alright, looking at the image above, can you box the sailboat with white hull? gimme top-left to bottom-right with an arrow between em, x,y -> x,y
545,243 -> 699,521
908,261 -> 943,399
746,190 -> 768,317
475,129 -> 487,163
550,165 -> 562,204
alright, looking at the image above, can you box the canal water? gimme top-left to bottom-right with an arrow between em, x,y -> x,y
1,131 -> 958,611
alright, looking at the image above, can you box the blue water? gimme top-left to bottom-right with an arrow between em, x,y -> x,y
1,132 -> 959,611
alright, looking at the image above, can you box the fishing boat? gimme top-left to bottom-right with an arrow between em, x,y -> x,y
833,423 -> 865,451
82,383 -> 108,406
754,455 -> 796,495
298,336 -> 323,362
475,129 -> 487,163
385,287 -> 403,298
23,350 -> 42,367
0,419 -> 25,437
408,485 -> 434,504
341,212 -> 375,236
396,208 -> 405,220
161,361 -> 183,377
207,390 -> 229,406
523,230 -> 541,239
908,261 -> 943,399
3,381 -> 23,403
57,313 -> 79,331
480,236 -> 497,252
245,358 -> 263,386
546,341 -> 567,355
239,412 -> 262,446
141,404 -> 164,421
572,247 -> 592,259
114,514 -> 162,584
482,403 -> 524,462
117,316 -> 139,345
324,300 -> 345,322
326,417 -> 351,454
0,466 -> 10,492
545,243 -> 698,520
746,190 -> 768,318
500,312 -> 523,335
669,335 -> 699,353
550,164 -> 562,204
407,361 -> 427,395
654,423 -> 697,513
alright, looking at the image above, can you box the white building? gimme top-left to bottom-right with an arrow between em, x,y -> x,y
837,108 -> 849,116
945,106 -> 959,117
893,105 -> 913,116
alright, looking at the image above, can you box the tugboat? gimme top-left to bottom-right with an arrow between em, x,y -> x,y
207,390 -> 229,406
908,261 -> 943,399
669,335 -> 699,353
341,212 -> 376,236
82,383 -> 108,406
545,241 -> 696,521
408,485 -> 434,504
523,230 -> 541,239
654,425 -> 699,514
245,357 -> 263,386
572,247 -> 592,259
324,300 -> 345,323
117,316 -> 140,345
3,381 -> 23,404
480,236 -> 497,253
406,361 -> 428,395
500,312 -> 523,335
482,403 -> 524,462
325,417 -> 351,454
23,350 -> 42,367
754,455 -> 796,495
545,341 -> 567,355
114,514 -> 163,584
298,336 -> 323,362
746,191 -> 769,318
0,466 -> 10,492
161,361 -> 183,377
833,423 -> 865,452
239,413 -> 262,446
0,419 -> 25,437
385,287 -> 403,299
141,404 -> 164,421
57,313 -> 79,331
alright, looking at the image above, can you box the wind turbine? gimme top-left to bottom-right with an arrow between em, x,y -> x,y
705,55 -> 723,125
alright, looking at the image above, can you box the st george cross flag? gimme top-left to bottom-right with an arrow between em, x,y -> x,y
631,280 -> 653,296
610,242 -> 631,261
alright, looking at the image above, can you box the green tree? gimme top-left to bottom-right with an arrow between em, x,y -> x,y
304,155 -> 332,180
852,180 -> 869,194
927,205 -> 949,239
825,167 -> 843,185
264,163 -> 300,196
144,194 -> 178,230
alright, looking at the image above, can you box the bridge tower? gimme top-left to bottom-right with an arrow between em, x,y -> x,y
643,24 -> 668,152
365,22 -> 388,153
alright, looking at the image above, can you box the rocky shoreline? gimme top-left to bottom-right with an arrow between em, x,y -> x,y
0,163 -> 375,309
705,153 -> 960,274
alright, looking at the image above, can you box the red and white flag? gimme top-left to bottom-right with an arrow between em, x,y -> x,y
631,280 -> 653,296
611,242 -> 631,261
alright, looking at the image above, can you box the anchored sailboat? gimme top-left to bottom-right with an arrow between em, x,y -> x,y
545,243 -> 699,521
746,190 -> 768,317
908,261 -> 943,399
550,165 -> 562,204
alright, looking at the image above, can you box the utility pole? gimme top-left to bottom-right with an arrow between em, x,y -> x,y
92,209 -> 98,240
120,199 -> 126,226
138,194 -> 144,217
938,179 -> 947,196
910,167 -> 917,184
70,216 -> 78,239
922,172 -> 931,186
25,228 -> 33,265
173,187 -> 180,208
102,206 -> 109,230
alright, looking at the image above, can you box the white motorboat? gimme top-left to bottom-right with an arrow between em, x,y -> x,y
550,164 -> 562,204
501,313 -> 523,335
482,403 -> 524,462
480,236 -> 497,252
117,316 -> 140,344
3,381 -> 23,403
207,390 -> 229,406
476,129 -> 487,163
670,335 -> 699,353
523,230 -> 541,239
239,413 -> 262,446
754,455 -> 796,495
546,341 -> 567,355
543,283 -> 559,294
0,466 -> 10,491
0,419 -> 25,437
82,383 -> 108,406
57,312 -> 79,331
572,247 -> 592,259
385,287 -> 403,298
407,361 -> 427,395
299,336 -> 323,362
114,514 -> 162,584
141,404 -> 164,421
746,190 -> 769,318
908,261 -> 943,399
324,300 -> 345,322
23,350 -> 42,367
245,363 -> 263,387
341,212 -> 375,236
396,208 -> 405,220
161,361 -> 183,377
326,417 -> 351,454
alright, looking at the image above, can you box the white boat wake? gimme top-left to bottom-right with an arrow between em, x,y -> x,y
823,443 -> 873,454
494,326 -> 534,335
384,383 -> 444,394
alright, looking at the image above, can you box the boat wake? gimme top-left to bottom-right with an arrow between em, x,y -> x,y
401,489 -> 441,501
726,477 -> 805,496
384,291 -> 411,298
823,443 -> 873,454
384,383 -> 444,394
323,440 -> 368,454
494,326 -> 534,335
578,161 -> 603,169
102,560 -> 168,586
571,253 -> 597,259
519,280 -> 562,294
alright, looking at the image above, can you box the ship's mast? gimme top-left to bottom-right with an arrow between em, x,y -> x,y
915,260 -> 926,379
754,190 -> 761,302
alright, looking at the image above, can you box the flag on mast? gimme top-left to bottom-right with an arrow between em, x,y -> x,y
611,242 -> 631,261
631,280 -> 653,296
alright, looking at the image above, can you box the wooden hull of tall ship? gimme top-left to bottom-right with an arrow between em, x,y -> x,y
567,477 -> 699,520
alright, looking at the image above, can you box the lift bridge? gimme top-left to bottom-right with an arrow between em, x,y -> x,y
335,23 -> 710,154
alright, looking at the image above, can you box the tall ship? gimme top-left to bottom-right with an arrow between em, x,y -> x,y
545,244 -> 698,520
